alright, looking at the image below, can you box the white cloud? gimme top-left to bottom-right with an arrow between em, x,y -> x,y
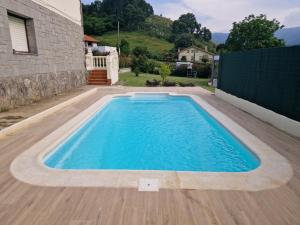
153,2 -> 191,20
283,8 -> 300,28
150,0 -> 300,32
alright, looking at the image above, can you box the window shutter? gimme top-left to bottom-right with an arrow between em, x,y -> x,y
8,15 -> 29,52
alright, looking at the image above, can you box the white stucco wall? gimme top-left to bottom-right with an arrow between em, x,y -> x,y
31,0 -> 82,25
215,89 -> 300,138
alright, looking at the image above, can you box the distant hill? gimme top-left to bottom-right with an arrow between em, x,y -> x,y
211,33 -> 228,44
275,27 -> 300,46
212,27 -> 300,46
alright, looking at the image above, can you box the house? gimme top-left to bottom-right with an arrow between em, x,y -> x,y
0,0 -> 86,110
178,46 -> 214,63
84,35 -> 99,49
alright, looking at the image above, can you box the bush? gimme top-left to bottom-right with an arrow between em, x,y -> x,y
193,63 -> 212,78
120,39 -> 130,56
178,82 -> 195,87
149,52 -> 164,61
171,64 -> 187,77
132,46 -> 150,57
171,63 -> 211,78
146,79 -> 161,87
159,63 -> 171,83
144,59 -> 161,74
132,55 -> 148,74
133,67 -> 140,77
162,81 -> 176,86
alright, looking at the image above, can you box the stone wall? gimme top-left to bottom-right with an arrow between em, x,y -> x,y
0,71 -> 86,110
0,0 -> 86,110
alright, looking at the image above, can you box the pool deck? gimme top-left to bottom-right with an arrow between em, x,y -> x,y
0,86 -> 300,225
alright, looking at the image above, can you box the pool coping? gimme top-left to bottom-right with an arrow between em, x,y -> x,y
10,92 -> 293,191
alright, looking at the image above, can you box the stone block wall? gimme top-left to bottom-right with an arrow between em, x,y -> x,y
0,0 -> 86,110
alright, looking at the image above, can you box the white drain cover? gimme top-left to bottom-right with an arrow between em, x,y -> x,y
138,178 -> 159,192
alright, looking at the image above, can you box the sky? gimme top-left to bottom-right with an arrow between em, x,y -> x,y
81,0 -> 300,32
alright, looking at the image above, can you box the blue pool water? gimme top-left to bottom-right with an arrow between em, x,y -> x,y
45,94 -> 260,172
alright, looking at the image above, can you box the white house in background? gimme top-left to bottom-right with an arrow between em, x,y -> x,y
178,46 -> 214,63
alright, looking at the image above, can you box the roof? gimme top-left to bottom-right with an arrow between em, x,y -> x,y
84,35 -> 99,43
178,46 -> 214,56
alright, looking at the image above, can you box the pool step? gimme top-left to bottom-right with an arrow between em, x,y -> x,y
87,70 -> 111,85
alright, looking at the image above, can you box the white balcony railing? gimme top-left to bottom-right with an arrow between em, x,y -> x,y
85,52 -> 119,85
86,55 -> 107,70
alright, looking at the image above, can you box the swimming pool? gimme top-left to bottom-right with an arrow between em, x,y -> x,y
44,93 -> 260,172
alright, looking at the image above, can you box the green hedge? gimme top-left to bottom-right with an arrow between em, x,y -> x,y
218,46 -> 300,121
171,63 -> 211,78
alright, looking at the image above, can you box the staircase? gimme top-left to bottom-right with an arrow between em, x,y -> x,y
87,70 -> 111,85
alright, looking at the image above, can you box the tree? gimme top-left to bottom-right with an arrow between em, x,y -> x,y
120,39 -> 130,56
100,0 -> 153,30
226,14 -> 285,51
171,13 -> 212,44
132,46 -> 150,57
172,13 -> 200,35
82,0 -> 154,33
159,64 -> 171,83
201,55 -> 209,64
174,34 -> 193,49
144,15 -> 173,40
216,43 -> 227,53
83,16 -> 113,35
200,27 -> 212,41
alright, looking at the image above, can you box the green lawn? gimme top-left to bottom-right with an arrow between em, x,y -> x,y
118,72 -> 214,92
94,31 -> 174,55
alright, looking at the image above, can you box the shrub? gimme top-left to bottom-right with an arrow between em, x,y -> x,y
162,81 -> 177,86
145,60 -> 161,74
146,79 -> 161,87
120,39 -> 130,56
132,46 -> 150,57
181,56 -> 187,62
159,63 -> 171,83
171,63 -> 211,78
193,63 -> 211,78
171,64 -> 188,77
178,82 -> 195,87
132,55 -> 148,74
149,52 -> 164,61
133,67 -> 140,77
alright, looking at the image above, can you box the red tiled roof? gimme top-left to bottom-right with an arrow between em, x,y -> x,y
84,35 -> 99,43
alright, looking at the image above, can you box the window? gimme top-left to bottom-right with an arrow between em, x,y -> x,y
8,12 -> 37,54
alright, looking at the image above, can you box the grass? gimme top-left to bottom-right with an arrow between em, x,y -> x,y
118,72 -> 215,92
94,31 -> 174,55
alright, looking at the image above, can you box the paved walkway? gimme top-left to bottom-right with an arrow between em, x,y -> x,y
0,86 -> 299,225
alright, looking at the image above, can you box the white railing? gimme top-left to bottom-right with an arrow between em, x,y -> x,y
85,52 -> 119,85
86,55 -> 107,70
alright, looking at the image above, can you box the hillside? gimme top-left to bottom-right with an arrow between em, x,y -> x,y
212,27 -> 300,46
95,31 -> 174,55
